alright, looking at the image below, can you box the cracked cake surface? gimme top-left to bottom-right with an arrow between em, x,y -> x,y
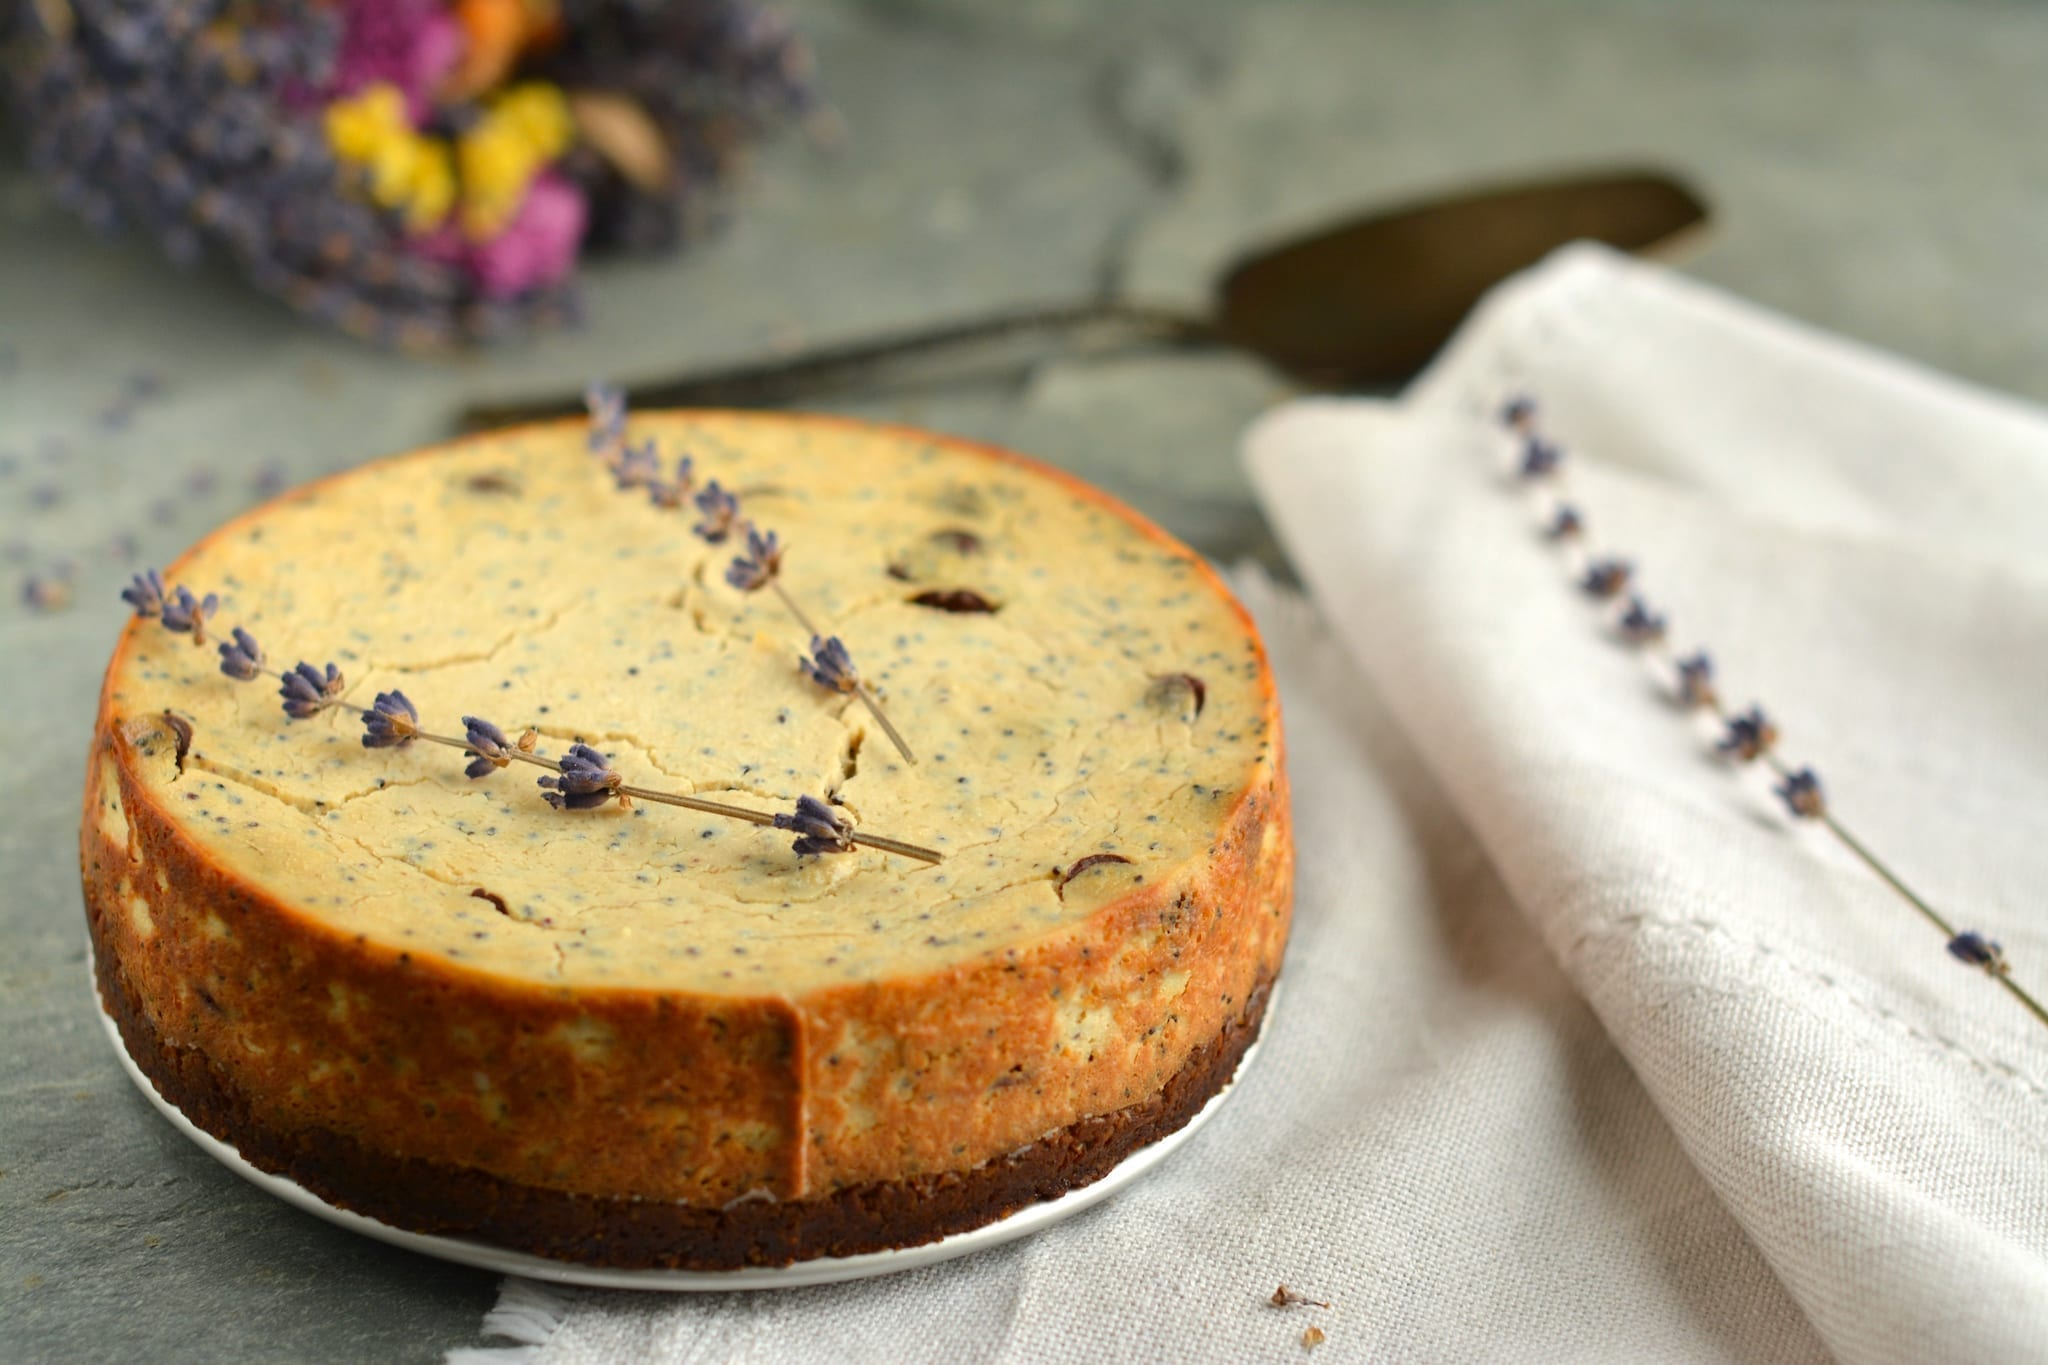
82,413 -> 1293,1265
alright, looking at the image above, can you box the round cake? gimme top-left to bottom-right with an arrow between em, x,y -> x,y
80,411 -> 1292,1268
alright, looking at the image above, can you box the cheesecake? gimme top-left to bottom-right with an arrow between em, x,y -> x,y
81,411 -> 1292,1267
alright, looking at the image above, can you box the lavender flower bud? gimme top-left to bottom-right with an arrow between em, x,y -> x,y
693,481 -> 740,544
279,662 -> 345,719
585,383 -> 625,459
1545,505 -> 1584,540
648,454 -> 695,509
1580,558 -> 1632,600
217,626 -> 265,680
775,793 -> 854,856
1775,767 -> 1825,819
1500,396 -> 1536,430
21,572 -> 73,612
726,526 -> 783,592
1946,932 -> 2009,975
1617,596 -> 1667,645
613,438 -> 661,491
462,715 -> 515,778
121,568 -> 166,617
800,635 -> 860,694
361,690 -> 420,748
160,585 -> 220,642
1675,652 -> 1716,708
538,743 -> 621,809
1717,706 -> 1777,763
1519,437 -> 1563,479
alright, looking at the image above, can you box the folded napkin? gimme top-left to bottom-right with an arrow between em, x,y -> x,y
451,247 -> 2046,1364
1246,244 -> 2048,1362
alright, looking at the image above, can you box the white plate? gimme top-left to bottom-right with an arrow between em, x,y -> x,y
94,977 -> 1272,1291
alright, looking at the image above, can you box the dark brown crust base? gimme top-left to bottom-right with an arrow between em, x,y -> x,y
96,944 -> 1271,1270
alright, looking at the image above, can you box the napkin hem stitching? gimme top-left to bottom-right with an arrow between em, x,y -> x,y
1570,912 -> 2048,1103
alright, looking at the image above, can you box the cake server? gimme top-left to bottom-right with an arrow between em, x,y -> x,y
461,167 -> 1707,427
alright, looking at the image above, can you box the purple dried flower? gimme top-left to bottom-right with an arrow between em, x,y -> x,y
279,662 -> 345,719
1546,504 -> 1584,540
1519,437 -> 1564,479
217,627 -> 265,680
462,715 -> 515,778
1947,932 -> 2009,974
22,572 -> 73,612
647,454 -> 696,509
775,793 -> 854,856
121,568 -> 166,617
538,743 -> 622,809
613,438 -> 662,492
1580,558 -> 1632,600
585,383 -> 626,455
361,690 -> 420,748
1717,706 -> 1778,762
800,635 -> 860,694
1617,595 -> 1668,645
1775,767 -> 1826,819
693,481 -> 741,543
160,585 -> 220,643
1500,396 -> 1536,430
1675,651 -> 1717,708
726,525 -> 783,591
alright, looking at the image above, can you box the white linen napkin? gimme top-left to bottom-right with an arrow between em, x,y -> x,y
1245,244 -> 2048,1362
450,246 -> 2046,1364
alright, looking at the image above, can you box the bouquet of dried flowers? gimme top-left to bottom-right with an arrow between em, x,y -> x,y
2,0 -> 815,347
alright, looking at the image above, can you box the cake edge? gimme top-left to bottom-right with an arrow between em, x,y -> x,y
93,940 -> 1273,1270
82,410 -> 1293,1208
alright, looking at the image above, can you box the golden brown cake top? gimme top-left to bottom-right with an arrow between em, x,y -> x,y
104,413 -> 1277,997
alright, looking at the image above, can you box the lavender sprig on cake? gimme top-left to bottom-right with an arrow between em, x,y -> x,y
582,385 -> 918,764
122,579 -> 943,866
1498,396 -> 2046,1030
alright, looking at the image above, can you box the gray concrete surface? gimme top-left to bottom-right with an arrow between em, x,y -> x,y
4,1 -> 2044,1359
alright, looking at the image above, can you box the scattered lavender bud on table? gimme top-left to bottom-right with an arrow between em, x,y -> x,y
1545,504 -> 1585,540
21,571 -> 74,612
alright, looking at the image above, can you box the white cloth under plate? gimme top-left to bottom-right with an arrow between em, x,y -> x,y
450,246 -> 2048,1364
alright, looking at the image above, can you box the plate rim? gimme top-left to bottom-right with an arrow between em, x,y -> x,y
92,971 -> 1273,1291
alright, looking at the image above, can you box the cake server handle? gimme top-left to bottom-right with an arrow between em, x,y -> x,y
459,301 -> 1220,429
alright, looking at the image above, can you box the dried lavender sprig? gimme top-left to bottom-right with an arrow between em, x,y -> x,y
583,388 -> 917,763
1502,398 -> 2047,1031
1755,745 -> 2048,1028
127,579 -> 941,865
800,634 -> 915,765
